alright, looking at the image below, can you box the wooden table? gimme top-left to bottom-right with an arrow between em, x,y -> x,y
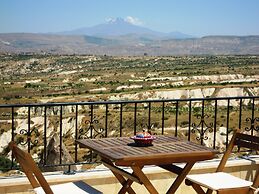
76,136 -> 217,194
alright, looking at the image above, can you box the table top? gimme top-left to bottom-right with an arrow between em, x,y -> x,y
76,135 -> 218,166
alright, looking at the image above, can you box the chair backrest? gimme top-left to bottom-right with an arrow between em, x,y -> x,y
9,141 -> 54,194
235,132 -> 259,151
216,130 -> 259,192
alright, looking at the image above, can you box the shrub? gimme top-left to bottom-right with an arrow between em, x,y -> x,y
0,156 -> 18,172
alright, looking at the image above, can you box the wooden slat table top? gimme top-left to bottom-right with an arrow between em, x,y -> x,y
76,136 -> 218,166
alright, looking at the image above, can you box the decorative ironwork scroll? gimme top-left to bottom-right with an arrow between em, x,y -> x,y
245,117 -> 259,132
19,127 -> 40,146
78,116 -> 105,139
191,114 -> 213,141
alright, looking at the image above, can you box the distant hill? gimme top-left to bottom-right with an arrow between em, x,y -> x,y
60,17 -> 193,39
0,33 -> 259,55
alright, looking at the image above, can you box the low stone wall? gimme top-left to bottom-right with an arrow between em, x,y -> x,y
0,156 -> 258,194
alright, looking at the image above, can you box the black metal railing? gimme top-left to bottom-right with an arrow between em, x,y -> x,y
0,96 -> 258,172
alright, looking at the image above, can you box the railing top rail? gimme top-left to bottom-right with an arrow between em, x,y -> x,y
0,96 -> 258,108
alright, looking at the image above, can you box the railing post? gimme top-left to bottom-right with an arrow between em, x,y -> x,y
134,103 -> 137,135
188,101 -> 192,141
64,164 -> 75,175
213,100 -> 218,149
75,105 -> 78,163
59,105 -> 63,165
162,102 -> 165,135
175,101 -> 179,137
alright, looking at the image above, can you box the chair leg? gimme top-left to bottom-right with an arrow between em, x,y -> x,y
192,183 -> 206,194
206,189 -> 213,194
185,179 -> 206,194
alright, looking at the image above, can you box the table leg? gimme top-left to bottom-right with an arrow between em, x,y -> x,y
118,179 -> 134,194
101,157 -> 136,194
166,162 -> 195,194
131,166 -> 159,194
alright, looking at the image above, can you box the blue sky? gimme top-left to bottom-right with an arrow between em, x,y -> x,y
1,0 -> 259,36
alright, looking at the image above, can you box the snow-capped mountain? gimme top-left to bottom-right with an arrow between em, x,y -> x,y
60,17 -> 193,39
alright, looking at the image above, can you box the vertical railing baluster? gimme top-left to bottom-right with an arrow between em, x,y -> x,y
251,98 -> 255,136
188,101 -> 192,141
238,98 -> 242,130
134,103 -> 137,135
226,99 -> 230,149
44,106 -> 47,165
105,104 -> 108,137
28,106 -> 31,153
175,101 -> 179,137
89,104 -> 94,162
11,107 -> 15,142
201,100 -> 205,145
11,107 -> 15,169
90,104 -> 93,138
213,100 -> 218,149
162,102 -> 165,135
148,102 -> 151,130
59,105 -> 63,165
120,103 -> 123,137
75,105 -> 78,163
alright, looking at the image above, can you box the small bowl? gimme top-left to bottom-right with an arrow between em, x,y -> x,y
130,136 -> 156,146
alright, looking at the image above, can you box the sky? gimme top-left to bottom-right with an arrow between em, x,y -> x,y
1,0 -> 259,37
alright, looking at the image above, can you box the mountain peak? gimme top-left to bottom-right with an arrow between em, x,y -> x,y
60,17 -> 193,39
106,17 -> 132,25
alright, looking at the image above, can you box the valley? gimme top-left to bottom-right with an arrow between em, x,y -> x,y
0,54 -> 258,104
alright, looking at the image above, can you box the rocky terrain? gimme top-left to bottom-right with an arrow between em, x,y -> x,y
1,55 -> 259,103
